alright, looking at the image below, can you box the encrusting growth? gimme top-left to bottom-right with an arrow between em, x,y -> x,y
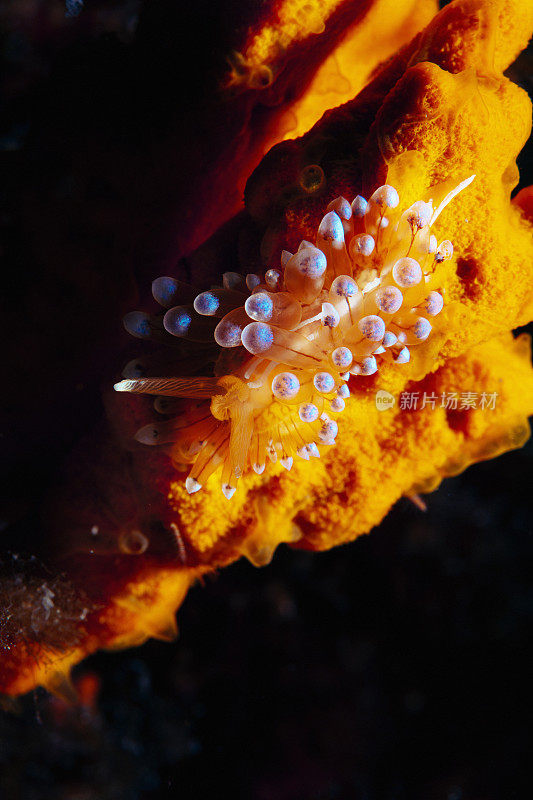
116,176 -> 475,498
3,0 -> 533,700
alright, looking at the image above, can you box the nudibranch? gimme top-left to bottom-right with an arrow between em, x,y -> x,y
115,176 -> 474,498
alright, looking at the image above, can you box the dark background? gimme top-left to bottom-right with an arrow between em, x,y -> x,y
0,2 -> 532,799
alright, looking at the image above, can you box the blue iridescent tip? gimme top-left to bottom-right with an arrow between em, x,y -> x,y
123,311 -> 152,338
152,276 -> 180,308
163,307 -> 192,336
194,292 -> 220,316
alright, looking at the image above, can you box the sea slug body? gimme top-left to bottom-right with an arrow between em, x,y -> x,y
116,176 -> 474,497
